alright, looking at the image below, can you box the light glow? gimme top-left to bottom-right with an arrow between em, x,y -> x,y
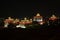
16,25 -> 26,28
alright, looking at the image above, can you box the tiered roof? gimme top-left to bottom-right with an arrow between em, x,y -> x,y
49,14 -> 58,20
34,13 -> 43,18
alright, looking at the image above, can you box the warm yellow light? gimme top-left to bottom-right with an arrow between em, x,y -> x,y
4,23 -> 9,28
30,19 -> 32,21
8,17 -> 14,21
39,22 -> 44,25
8,17 -> 12,19
26,20 -> 29,22
16,24 -> 26,28
36,13 -> 40,16
24,17 -> 27,20
51,14 -> 57,19
15,19 -> 19,22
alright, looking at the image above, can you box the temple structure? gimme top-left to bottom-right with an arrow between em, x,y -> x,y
33,13 -> 43,22
4,17 -> 14,28
4,17 -> 14,23
13,18 -> 20,24
49,14 -> 58,21
20,17 -> 32,25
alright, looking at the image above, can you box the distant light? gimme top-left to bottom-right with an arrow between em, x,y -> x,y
4,23 -> 9,28
40,22 -> 43,25
39,22 -> 44,25
36,19 -> 43,22
16,25 -> 26,28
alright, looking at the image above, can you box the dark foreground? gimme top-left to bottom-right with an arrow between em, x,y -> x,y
0,26 -> 60,40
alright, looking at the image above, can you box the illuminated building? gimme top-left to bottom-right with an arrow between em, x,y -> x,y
8,17 -> 14,21
4,17 -> 14,28
33,13 -> 43,22
4,17 -> 14,23
13,18 -> 20,24
49,14 -> 58,21
20,17 -> 32,25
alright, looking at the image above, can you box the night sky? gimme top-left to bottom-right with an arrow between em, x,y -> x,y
0,0 -> 60,18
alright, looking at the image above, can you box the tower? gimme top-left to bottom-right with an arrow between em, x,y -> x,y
33,13 -> 43,22
49,14 -> 57,21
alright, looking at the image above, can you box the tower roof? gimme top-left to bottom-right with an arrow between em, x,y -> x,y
51,14 -> 57,18
49,14 -> 57,20
34,13 -> 43,18
36,13 -> 40,16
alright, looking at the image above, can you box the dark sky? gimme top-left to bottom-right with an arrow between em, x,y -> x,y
0,0 -> 60,18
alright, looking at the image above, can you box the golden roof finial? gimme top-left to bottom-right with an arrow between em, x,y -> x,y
36,13 -> 40,16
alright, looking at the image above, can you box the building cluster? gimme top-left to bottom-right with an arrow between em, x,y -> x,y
3,13 -> 60,28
